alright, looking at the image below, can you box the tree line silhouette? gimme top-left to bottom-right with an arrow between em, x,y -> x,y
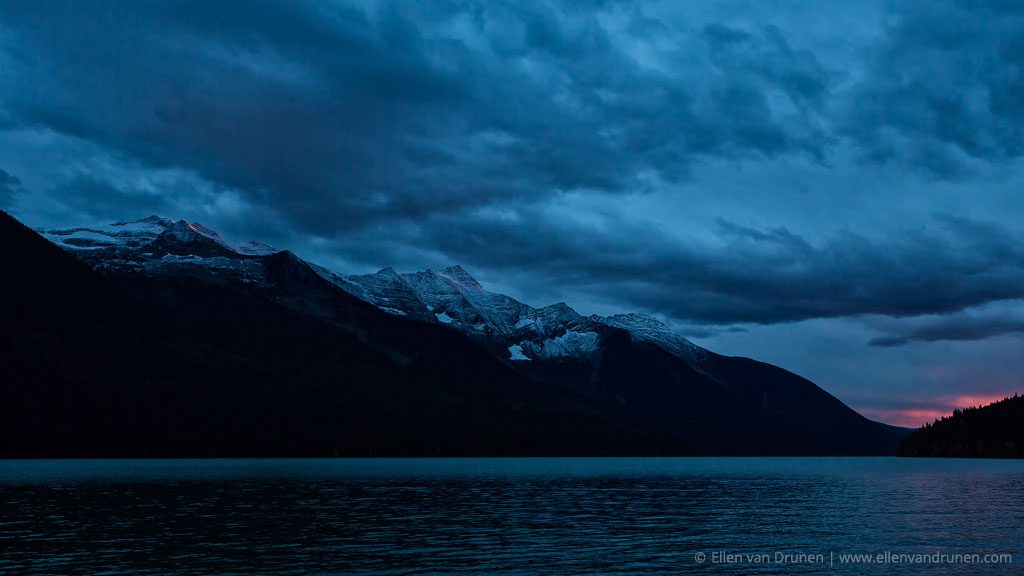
900,394 -> 1024,458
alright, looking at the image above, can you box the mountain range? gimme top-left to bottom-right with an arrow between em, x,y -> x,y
1,212 -> 909,456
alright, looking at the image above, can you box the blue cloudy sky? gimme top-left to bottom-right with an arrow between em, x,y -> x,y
2,0 -> 1024,425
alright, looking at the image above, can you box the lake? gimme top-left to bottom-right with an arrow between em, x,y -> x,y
1,457 -> 1022,574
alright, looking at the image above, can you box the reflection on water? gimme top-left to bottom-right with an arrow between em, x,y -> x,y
1,458 -> 1022,575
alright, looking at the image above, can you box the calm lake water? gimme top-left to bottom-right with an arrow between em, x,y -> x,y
1,457 -> 1023,575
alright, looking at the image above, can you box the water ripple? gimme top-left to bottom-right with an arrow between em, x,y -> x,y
1,458 -> 1022,575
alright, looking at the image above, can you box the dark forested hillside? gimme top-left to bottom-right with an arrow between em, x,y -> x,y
899,395 -> 1024,458
2,211 -> 909,456
0,211 -> 650,457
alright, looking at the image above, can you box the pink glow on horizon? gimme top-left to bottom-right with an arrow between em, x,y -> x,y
950,394 -> 1011,409
858,407 -> 948,428
858,393 -> 1015,428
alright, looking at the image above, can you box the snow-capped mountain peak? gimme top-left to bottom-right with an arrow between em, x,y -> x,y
595,313 -> 702,362
110,214 -> 174,231
540,302 -> 580,319
340,266 -> 435,320
438,265 -> 482,290
236,240 -> 280,256
41,215 -> 279,259
147,220 -> 240,259
39,215 -> 172,249
601,312 -> 671,332
331,262 -> 705,366
161,220 -> 237,250
187,221 -> 232,247
167,220 -> 203,242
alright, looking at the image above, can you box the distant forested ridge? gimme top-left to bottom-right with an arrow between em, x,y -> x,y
900,395 -> 1024,458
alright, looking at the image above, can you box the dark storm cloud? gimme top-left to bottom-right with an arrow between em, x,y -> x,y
51,176 -> 174,221
702,22 -> 832,155
0,168 -> 20,207
869,313 -> 1024,347
867,336 -> 910,348
1,1 -> 478,232
845,0 -> 1024,177
675,325 -> 749,339
0,0 -> 836,235
422,211 -> 1024,324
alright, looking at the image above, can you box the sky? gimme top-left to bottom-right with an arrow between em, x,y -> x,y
2,0 -> 1023,427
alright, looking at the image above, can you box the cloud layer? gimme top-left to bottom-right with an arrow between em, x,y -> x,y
3,0 -> 1023,323
0,168 -> 20,207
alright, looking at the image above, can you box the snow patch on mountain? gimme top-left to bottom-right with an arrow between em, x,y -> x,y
508,344 -> 530,361
521,331 -> 600,360
514,318 -> 536,330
